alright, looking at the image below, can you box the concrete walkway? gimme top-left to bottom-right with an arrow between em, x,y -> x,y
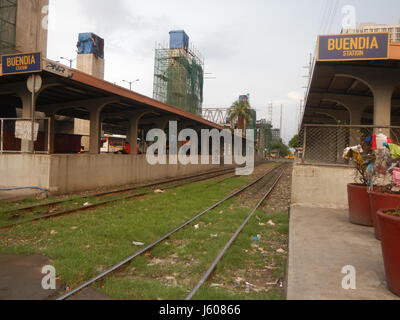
0,254 -> 62,300
287,206 -> 400,300
0,254 -> 109,300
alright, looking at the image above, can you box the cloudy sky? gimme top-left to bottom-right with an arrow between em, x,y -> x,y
47,0 -> 400,143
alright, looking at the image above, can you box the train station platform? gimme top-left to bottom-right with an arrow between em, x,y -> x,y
0,57 -> 236,195
287,205 -> 400,300
0,154 -> 226,195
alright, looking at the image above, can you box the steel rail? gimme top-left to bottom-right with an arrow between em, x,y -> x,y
57,165 -> 284,300
185,167 -> 286,300
2,167 -> 238,215
0,168 -> 240,230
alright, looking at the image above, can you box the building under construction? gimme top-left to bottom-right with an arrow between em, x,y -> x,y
0,0 -> 48,56
0,0 -> 17,54
257,120 -> 272,157
153,31 -> 204,116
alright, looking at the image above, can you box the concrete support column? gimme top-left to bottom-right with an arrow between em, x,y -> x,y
334,66 -> 400,136
374,85 -> 393,136
350,106 -> 365,126
349,106 -> 367,146
18,90 -> 34,153
44,112 -> 56,154
89,107 -> 102,155
156,118 -> 174,132
129,116 -> 140,155
129,112 -> 153,155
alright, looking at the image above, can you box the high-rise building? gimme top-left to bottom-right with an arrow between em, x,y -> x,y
342,22 -> 400,42
153,31 -> 204,116
271,129 -> 281,144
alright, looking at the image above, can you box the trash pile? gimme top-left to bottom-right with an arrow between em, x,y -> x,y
344,132 -> 400,190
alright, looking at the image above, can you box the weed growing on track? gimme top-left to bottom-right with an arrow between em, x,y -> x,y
0,171 -> 259,288
99,200 -> 289,300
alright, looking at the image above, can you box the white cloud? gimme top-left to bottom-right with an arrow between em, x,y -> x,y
288,91 -> 304,101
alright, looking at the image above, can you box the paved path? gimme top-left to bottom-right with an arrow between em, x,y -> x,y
287,206 -> 400,300
0,254 -> 109,300
0,254 -> 61,300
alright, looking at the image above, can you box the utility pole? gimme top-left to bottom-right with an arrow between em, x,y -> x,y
268,101 -> 273,125
60,57 -> 76,68
302,53 -> 313,89
298,99 -> 304,132
280,104 -> 283,141
123,79 -> 140,91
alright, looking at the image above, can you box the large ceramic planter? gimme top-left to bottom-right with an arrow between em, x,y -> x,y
347,184 -> 373,226
369,192 -> 400,240
377,210 -> 400,297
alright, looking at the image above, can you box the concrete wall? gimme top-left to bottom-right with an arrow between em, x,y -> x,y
291,163 -> 355,209
0,154 -> 51,189
16,0 -> 48,56
76,54 -> 105,79
0,154 -> 226,195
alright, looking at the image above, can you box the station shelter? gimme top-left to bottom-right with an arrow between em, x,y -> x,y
293,33 -> 400,207
0,56 -> 228,194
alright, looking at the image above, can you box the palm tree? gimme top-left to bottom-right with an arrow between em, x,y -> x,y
228,100 -> 254,132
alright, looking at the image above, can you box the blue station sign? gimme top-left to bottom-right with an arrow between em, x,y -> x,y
1,52 -> 42,75
317,33 -> 390,61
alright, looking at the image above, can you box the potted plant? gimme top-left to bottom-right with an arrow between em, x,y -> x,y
369,187 -> 400,240
345,145 -> 375,227
369,142 -> 400,240
347,162 -> 374,226
377,209 -> 400,296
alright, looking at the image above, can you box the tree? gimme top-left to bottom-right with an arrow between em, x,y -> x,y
228,100 -> 254,132
271,139 -> 291,158
289,134 -> 299,149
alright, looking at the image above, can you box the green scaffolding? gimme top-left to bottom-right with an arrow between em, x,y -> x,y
0,0 -> 18,55
258,123 -> 273,155
153,46 -> 204,116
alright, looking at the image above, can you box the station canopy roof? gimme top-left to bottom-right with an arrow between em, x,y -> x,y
0,58 -> 222,133
302,41 -> 400,125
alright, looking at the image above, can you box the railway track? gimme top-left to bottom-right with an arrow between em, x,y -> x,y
0,166 -> 244,230
57,164 -> 287,300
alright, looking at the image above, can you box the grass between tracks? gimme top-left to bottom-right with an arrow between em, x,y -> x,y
0,163 -> 288,300
99,201 -> 288,300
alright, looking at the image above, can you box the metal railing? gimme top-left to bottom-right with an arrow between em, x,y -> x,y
299,124 -> 400,166
0,118 -> 51,154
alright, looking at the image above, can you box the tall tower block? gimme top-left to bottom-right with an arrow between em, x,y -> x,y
153,30 -> 204,116
76,33 -> 105,79
0,0 -> 49,55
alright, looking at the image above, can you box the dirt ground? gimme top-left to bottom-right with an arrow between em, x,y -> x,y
261,164 -> 293,213
210,163 -> 293,299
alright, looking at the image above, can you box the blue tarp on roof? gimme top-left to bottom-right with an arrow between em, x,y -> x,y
169,30 -> 189,50
77,33 -> 104,59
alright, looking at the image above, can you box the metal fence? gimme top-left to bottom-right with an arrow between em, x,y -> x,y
299,125 -> 400,166
0,118 -> 50,154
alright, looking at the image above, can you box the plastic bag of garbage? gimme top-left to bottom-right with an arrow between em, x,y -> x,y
388,144 -> 400,160
393,168 -> 400,187
343,145 -> 363,159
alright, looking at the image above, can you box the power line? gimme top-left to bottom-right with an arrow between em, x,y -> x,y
320,0 -> 332,34
318,0 -> 331,35
327,0 -> 340,34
